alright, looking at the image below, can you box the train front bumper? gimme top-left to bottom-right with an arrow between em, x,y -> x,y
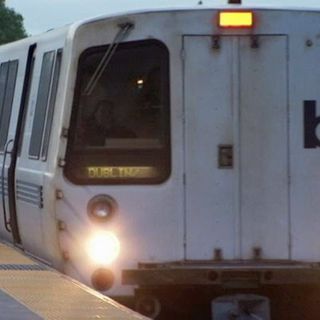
122,260 -> 320,287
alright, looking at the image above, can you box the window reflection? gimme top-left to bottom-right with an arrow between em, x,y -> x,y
66,40 -> 170,184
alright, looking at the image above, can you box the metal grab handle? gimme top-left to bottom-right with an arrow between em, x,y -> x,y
1,139 -> 13,233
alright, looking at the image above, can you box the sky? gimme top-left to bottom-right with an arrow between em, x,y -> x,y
6,0 -> 320,35
6,0 -> 203,35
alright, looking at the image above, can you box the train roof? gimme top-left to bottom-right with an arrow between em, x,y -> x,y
2,1 -> 320,51
66,0 -> 320,33
75,0 -> 320,26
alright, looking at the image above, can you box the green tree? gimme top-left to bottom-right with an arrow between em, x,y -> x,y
0,1 -> 27,45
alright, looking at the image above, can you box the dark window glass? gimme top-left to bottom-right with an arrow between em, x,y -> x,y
29,51 -> 55,158
0,63 -> 9,117
65,40 -> 170,184
18,57 -> 35,156
0,60 -> 18,150
41,49 -> 63,160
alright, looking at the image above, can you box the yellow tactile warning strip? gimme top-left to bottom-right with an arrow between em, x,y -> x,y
0,242 -> 147,320
0,243 -> 36,265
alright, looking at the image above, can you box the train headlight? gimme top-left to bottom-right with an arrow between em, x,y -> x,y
86,232 -> 120,265
87,195 -> 117,222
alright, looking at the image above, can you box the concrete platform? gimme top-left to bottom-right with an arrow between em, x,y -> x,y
0,242 -> 147,320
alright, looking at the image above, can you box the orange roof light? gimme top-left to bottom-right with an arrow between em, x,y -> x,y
219,11 -> 254,28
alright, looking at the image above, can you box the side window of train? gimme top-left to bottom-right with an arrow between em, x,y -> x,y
65,39 -> 171,184
17,57 -> 35,157
0,60 -> 19,151
29,49 -> 63,160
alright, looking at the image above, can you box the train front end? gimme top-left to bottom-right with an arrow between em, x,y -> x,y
57,7 -> 320,319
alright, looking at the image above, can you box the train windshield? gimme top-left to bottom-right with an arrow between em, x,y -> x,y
65,40 -> 170,184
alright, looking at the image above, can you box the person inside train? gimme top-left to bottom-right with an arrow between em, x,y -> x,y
82,99 -> 136,146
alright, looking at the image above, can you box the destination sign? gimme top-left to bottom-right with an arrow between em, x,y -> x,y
86,166 -> 158,179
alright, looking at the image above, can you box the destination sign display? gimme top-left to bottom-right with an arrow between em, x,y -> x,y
86,166 -> 158,179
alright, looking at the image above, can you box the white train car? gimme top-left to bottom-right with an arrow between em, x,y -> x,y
1,1 -> 320,318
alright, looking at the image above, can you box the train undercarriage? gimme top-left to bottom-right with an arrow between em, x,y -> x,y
123,261 -> 320,319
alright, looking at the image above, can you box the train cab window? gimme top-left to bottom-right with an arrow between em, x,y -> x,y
65,40 -> 170,184
0,60 -> 18,151
29,49 -> 62,159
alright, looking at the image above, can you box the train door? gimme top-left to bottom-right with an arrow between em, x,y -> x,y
184,35 -> 289,260
14,47 -> 62,260
0,44 -> 36,245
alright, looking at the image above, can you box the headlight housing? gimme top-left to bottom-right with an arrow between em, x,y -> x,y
87,195 -> 117,222
91,268 -> 115,291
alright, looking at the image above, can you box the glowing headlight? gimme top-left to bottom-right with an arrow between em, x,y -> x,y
86,232 -> 120,265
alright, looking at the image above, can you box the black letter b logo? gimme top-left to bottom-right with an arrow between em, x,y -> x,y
304,100 -> 320,149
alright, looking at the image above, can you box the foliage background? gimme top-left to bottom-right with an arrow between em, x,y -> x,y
0,0 -> 26,44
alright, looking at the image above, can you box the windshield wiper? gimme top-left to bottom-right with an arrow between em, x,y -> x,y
83,22 -> 134,96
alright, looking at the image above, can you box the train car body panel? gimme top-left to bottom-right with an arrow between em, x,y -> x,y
0,28 -> 70,264
184,35 -> 236,260
15,33 -> 67,262
184,34 -> 289,260
238,35 -> 289,259
55,12 -> 185,294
